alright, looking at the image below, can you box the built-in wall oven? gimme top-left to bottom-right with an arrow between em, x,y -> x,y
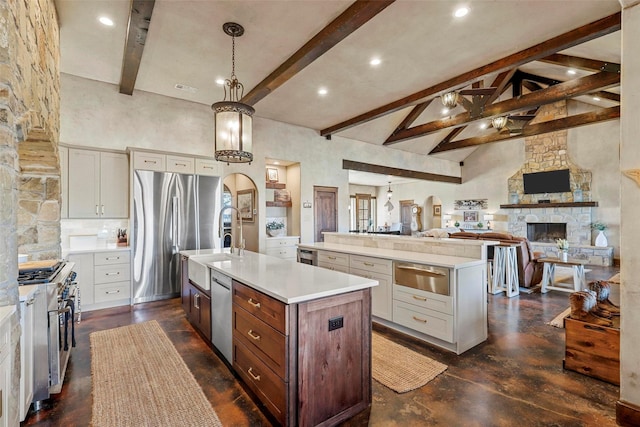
393,262 -> 450,296
297,248 -> 317,266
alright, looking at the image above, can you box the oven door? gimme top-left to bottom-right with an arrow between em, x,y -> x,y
48,303 -> 73,394
48,309 -> 62,389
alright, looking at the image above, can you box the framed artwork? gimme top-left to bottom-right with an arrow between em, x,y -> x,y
266,167 -> 279,182
237,189 -> 255,222
463,211 -> 478,222
454,199 -> 488,210
433,204 -> 441,216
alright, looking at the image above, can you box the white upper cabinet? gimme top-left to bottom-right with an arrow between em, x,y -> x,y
68,148 -> 129,218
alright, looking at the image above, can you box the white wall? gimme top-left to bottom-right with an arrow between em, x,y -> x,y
60,74 -> 461,248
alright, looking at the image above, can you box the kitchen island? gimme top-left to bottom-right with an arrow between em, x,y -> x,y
299,234 -> 490,355
180,249 -> 377,427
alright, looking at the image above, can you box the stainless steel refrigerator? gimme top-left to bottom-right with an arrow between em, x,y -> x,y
132,170 -> 220,303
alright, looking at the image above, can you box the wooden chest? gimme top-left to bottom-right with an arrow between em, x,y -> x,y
564,317 -> 620,385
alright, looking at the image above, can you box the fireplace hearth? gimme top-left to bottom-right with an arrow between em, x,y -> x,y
527,223 -> 567,243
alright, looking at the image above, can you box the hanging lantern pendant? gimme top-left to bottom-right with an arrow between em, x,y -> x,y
213,22 -> 254,164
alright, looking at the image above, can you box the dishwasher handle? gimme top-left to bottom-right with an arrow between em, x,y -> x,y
396,265 -> 447,277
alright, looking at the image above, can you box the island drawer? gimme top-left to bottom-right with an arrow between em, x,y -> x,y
94,251 -> 130,265
393,284 -> 453,315
94,281 -> 129,303
393,300 -> 454,343
317,250 -> 349,267
318,261 -> 350,274
350,255 -> 392,275
265,246 -> 297,259
233,281 -> 288,334
233,305 -> 288,379
233,338 -> 286,425
94,263 -> 131,284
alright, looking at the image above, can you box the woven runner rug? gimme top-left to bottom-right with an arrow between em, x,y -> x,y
372,332 -> 447,393
90,320 -> 222,427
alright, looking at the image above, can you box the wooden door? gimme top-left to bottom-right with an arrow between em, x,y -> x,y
400,200 -> 414,235
314,186 -> 337,242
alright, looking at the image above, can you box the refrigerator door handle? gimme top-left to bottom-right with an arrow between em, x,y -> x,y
172,196 -> 179,248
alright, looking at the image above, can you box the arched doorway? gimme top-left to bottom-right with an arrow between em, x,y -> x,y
223,173 -> 258,252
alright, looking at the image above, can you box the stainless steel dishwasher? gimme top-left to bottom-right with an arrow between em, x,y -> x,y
394,262 -> 450,295
211,270 -> 232,363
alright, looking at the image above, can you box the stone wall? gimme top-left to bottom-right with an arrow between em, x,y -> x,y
0,0 -> 60,422
507,101 -> 592,204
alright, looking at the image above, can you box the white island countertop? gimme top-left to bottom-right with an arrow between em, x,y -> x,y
298,242 -> 485,269
180,249 -> 377,304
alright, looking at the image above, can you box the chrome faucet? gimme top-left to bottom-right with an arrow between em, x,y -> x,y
218,206 -> 244,255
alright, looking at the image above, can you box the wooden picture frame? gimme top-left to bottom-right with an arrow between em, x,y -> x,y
463,211 -> 478,222
433,205 -> 441,216
266,167 -> 279,182
237,189 -> 255,222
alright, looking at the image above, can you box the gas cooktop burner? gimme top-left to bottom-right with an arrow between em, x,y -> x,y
18,261 -> 64,285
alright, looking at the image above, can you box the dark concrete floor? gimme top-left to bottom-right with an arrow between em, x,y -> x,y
22,266 -> 620,426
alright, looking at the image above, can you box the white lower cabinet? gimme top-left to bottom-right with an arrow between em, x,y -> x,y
265,236 -> 299,260
67,249 -> 131,311
20,292 -> 36,421
0,306 -> 16,427
317,250 -> 350,273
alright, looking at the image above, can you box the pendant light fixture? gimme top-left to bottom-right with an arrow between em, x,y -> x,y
213,22 -> 254,164
491,116 -> 509,131
386,182 -> 393,199
384,182 -> 394,212
441,91 -> 458,108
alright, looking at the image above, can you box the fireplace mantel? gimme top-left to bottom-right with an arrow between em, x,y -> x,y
500,202 -> 598,209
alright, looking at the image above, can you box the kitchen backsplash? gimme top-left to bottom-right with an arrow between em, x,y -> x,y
61,219 -> 129,249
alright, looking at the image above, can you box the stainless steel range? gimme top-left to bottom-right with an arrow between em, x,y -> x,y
18,260 -> 79,407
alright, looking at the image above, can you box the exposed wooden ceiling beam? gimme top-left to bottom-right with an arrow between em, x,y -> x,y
119,0 -> 156,95
591,90 -> 620,102
343,160 -> 461,184
430,106 -> 620,154
539,53 -> 620,73
385,100 -> 432,143
241,0 -> 395,106
320,12 -> 620,137
384,71 -> 619,145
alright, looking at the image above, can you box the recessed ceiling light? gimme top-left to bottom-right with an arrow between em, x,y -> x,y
215,78 -> 225,86
454,7 -> 469,18
273,161 -> 280,165
318,88 -> 328,96
442,108 -> 450,115
98,16 -> 114,26
480,122 -> 487,129
370,58 -> 381,67
593,96 -> 601,101
567,69 -> 577,75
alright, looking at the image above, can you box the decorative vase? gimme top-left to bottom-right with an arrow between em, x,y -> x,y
561,250 -> 569,262
595,230 -> 608,247
267,228 -> 285,237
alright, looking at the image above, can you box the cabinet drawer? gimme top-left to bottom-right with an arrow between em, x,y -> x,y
393,284 -> 453,315
233,281 -> 287,334
393,300 -> 454,343
265,237 -> 299,249
233,338 -> 286,425
350,255 -> 392,275
317,250 -> 349,267
233,305 -> 288,379
94,251 -> 130,265
318,261 -> 350,274
133,152 -> 166,171
94,264 -> 131,284
265,247 -> 297,259
195,158 -> 220,176
166,155 -> 195,174
94,281 -> 130,303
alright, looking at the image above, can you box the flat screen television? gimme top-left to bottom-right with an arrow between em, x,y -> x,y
523,169 -> 571,194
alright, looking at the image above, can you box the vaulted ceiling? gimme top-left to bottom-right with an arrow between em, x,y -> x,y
56,0 -> 621,184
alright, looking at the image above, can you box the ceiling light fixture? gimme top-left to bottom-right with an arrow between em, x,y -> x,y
370,58 -> 381,66
441,108 -> 450,115
491,116 -> 509,130
215,78 -> 225,85
593,96 -> 601,101
384,182 -> 394,212
441,91 -> 458,108
386,182 -> 393,200
212,22 -> 254,164
318,88 -> 328,96
99,16 -> 114,26
454,7 -> 469,18
567,69 -> 577,75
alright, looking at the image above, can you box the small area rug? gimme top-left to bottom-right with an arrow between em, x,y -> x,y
372,332 -> 447,393
90,320 -> 222,427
